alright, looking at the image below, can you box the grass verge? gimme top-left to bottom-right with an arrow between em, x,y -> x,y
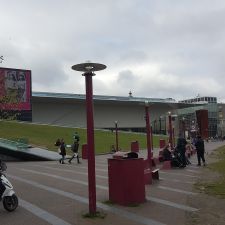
195,146 -> 225,198
0,120 -> 167,154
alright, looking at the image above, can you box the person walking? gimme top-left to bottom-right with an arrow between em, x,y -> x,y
68,140 -> 80,164
73,131 -> 80,142
59,139 -> 66,164
195,135 -> 206,166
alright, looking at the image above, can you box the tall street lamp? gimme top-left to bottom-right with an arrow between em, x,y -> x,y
168,111 -> 173,149
72,62 -> 106,215
115,121 -> 119,152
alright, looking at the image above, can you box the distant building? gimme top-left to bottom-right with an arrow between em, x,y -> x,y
178,96 -> 219,138
1,67 -> 225,139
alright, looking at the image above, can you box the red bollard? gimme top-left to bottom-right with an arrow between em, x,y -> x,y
82,144 -> 88,159
162,160 -> 172,170
159,139 -> 166,149
131,141 -> 139,152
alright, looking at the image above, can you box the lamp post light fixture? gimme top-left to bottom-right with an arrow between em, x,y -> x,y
145,101 -> 152,168
115,120 -> 119,152
168,111 -> 173,149
71,62 -> 106,215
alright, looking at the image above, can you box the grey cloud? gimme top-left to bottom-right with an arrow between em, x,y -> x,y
1,0 -> 225,101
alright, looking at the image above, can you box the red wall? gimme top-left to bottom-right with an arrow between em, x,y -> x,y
196,109 -> 209,139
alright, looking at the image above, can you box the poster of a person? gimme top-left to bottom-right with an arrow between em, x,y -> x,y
4,70 -> 27,103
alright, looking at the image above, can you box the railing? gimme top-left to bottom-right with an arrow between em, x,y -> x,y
0,138 -> 29,151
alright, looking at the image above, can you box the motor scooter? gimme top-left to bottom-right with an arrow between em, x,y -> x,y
0,161 -> 18,212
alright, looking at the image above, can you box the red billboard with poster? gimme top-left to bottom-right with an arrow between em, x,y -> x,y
0,67 -> 31,111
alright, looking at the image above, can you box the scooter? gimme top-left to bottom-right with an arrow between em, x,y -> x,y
0,161 -> 18,212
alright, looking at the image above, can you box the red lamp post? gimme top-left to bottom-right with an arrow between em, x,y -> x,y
72,62 -> 106,215
115,121 -> 119,152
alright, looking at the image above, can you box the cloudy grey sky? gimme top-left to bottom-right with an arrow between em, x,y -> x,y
1,0 -> 225,102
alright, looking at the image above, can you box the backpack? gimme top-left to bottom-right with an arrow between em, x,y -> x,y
74,134 -> 80,142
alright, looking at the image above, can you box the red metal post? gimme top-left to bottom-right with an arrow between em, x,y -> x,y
115,121 -> 119,151
85,72 -> 96,214
145,105 -> 152,168
151,126 -> 153,151
182,119 -> 185,138
168,113 -> 173,149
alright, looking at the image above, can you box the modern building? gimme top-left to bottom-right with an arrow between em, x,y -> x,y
178,96 -> 221,138
32,92 -> 191,132
1,67 -> 225,139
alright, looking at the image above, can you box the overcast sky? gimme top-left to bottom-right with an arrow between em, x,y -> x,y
1,0 -> 225,102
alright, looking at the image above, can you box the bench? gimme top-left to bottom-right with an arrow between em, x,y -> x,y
152,168 -> 159,180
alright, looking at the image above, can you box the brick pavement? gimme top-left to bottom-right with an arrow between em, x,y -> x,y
0,141 -> 224,225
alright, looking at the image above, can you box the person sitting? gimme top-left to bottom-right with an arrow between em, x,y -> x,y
162,145 -> 172,161
173,147 -> 186,167
163,145 -> 183,168
123,151 -> 139,159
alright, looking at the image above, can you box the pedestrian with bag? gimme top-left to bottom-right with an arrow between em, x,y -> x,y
59,139 -> 66,164
73,131 -> 80,142
68,140 -> 80,164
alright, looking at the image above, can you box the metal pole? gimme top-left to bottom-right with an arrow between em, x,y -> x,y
115,121 -> 119,151
168,113 -> 173,148
85,72 -> 96,214
151,125 -> 153,150
159,117 -> 162,134
72,62 -> 106,215
182,118 -> 185,138
145,104 -> 152,167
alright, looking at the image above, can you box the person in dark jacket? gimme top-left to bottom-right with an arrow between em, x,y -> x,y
59,139 -> 66,164
68,140 -> 80,164
163,145 -> 182,167
162,145 -> 172,161
195,135 -> 206,166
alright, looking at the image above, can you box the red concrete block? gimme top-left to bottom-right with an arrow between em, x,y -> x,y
159,139 -> 166,149
82,144 -> 88,159
131,141 -> 139,152
162,160 -> 171,170
108,158 -> 145,205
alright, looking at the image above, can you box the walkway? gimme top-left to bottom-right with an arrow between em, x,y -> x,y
0,141 -> 224,225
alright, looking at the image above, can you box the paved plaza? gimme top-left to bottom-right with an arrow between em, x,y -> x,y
0,141 -> 224,225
